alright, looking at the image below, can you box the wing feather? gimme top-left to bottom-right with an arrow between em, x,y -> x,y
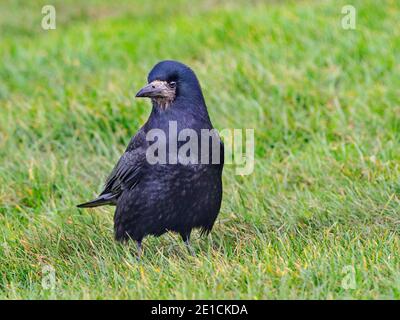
100,129 -> 147,197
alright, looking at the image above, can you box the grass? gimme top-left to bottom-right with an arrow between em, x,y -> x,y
0,0 -> 399,299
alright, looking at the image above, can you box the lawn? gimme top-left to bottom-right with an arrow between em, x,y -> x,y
0,0 -> 399,299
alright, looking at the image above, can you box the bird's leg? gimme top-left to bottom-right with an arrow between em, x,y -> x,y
181,232 -> 195,256
136,240 -> 142,261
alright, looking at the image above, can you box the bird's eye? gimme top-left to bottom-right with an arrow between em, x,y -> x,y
169,81 -> 176,88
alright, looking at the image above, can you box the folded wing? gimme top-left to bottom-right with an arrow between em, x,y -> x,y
77,130 -> 147,208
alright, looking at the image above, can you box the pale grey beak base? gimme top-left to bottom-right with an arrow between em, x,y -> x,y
135,80 -> 176,110
135,81 -> 168,98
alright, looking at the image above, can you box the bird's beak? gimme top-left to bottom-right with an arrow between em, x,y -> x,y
135,80 -> 168,98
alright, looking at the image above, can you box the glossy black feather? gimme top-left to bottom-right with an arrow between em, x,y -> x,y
78,60 -> 224,244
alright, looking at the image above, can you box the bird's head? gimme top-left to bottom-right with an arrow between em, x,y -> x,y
135,60 -> 205,110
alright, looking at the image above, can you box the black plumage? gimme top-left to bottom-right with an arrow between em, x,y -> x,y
77,60 -> 224,254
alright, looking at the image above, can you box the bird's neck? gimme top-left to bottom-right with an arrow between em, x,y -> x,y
147,98 -> 212,129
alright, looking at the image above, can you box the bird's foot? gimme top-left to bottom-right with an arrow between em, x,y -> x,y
132,240 -> 142,262
184,239 -> 196,257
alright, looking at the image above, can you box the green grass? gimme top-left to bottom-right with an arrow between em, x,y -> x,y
0,0 -> 399,299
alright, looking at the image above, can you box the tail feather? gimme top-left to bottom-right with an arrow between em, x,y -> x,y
77,193 -> 117,208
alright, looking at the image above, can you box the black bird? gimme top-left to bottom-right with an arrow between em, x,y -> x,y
77,60 -> 224,256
